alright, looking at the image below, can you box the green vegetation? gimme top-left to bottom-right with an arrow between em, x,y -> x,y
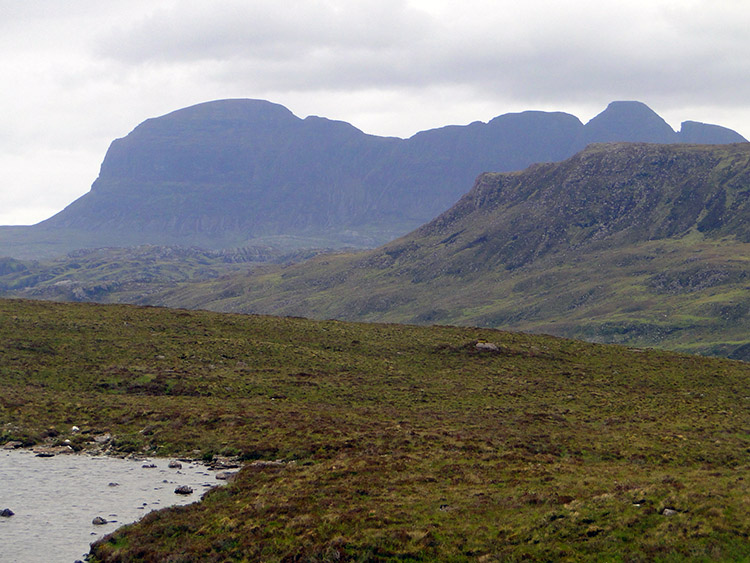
138,143 -> 750,360
1,298 -> 749,561
2,144 -> 748,361
0,245 -> 328,303
146,234 -> 750,361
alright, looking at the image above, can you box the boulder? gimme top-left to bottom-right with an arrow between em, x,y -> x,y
168,460 -> 182,469
174,485 -> 193,495
92,516 -> 108,525
1,508 -> 14,517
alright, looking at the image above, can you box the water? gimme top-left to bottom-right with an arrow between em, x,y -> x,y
0,449 -> 227,562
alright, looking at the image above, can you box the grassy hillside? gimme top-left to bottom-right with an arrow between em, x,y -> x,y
3,143 -> 748,361
1,298 -> 749,561
140,143 -> 750,360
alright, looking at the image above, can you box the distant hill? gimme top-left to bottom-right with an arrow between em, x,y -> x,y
0,99 -> 745,260
133,143 -> 750,359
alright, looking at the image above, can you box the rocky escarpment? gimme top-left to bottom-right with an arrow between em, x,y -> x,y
370,142 -> 750,278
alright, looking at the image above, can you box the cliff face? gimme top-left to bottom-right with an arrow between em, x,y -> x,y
2,99 -> 747,259
41,100 -> 404,246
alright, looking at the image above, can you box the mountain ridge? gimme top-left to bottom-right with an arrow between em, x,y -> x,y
0,99 -> 745,260
131,142 -> 750,359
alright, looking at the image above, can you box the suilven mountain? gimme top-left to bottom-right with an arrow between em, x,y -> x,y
0,99 -> 744,259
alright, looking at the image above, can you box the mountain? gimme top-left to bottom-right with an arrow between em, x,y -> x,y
579,100 -> 676,144
0,100 -> 745,260
133,143 -> 750,359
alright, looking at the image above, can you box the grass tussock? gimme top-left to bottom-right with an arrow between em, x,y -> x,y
1,298 -> 749,561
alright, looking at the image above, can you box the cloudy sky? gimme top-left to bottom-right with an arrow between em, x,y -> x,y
3,0 -> 749,225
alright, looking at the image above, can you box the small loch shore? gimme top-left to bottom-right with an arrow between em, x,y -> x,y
0,447 -> 233,563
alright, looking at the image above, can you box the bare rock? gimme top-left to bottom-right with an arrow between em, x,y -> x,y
1,508 -> 14,517
92,516 -> 108,525
174,485 -> 193,495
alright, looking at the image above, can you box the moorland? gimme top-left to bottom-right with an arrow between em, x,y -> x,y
1,298 -> 749,561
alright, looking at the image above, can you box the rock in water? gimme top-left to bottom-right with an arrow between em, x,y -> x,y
168,460 -> 182,469
1,508 -> 14,517
174,485 -> 193,495
92,516 -> 108,525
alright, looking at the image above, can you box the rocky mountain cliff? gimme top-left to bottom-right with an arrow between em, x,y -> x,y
0,99 -> 745,259
136,143 -> 750,359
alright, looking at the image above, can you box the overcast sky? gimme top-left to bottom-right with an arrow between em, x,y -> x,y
3,0 -> 750,225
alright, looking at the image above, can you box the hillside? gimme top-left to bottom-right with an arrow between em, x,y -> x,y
0,100 -> 744,260
1,298 -> 749,561
0,245 -> 327,303
134,143 -> 750,360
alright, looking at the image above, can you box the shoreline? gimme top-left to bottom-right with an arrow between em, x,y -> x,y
2,439 -> 244,472
0,448 -> 235,563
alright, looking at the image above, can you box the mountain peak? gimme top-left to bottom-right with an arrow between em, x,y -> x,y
678,120 -> 748,144
156,98 -> 298,124
582,101 -> 677,144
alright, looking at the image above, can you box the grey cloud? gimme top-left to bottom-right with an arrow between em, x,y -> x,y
96,0 -> 431,63
91,0 -> 750,112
